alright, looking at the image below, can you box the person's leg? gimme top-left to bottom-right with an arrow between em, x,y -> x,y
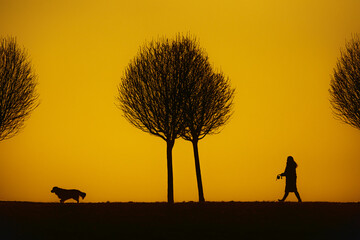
278,191 -> 289,202
295,191 -> 302,202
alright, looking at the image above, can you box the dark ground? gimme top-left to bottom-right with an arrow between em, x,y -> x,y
0,201 -> 359,240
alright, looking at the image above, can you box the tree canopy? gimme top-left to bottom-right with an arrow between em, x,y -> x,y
330,34 -> 360,130
0,36 -> 39,141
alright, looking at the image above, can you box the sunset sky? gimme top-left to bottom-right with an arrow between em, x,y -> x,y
1,0 -> 360,202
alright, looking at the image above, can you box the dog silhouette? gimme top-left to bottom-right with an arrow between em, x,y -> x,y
51,186 -> 86,203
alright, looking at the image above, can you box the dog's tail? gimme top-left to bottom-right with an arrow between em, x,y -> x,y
80,191 -> 86,199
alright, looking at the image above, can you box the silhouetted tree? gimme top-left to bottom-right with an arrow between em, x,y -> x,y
0,37 -> 38,141
117,34 -> 208,203
330,34 -> 360,129
181,68 -> 234,202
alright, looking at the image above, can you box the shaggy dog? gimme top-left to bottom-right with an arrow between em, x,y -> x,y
51,186 -> 86,203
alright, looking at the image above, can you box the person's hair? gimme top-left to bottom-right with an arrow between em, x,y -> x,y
287,156 -> 298,168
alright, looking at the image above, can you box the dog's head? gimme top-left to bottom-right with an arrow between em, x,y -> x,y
51,186 -> 59,193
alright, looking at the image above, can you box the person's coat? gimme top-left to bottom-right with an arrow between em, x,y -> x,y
280,162 -> 297,192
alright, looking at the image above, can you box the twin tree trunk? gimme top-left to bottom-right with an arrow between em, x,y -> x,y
166,139 -> 205,203
192,139 -> 205,202
166,140 -> 175,204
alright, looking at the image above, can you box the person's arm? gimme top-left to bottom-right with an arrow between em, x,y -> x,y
280,167 -> 288,177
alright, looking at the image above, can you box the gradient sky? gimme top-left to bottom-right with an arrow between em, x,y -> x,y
1,0 -> 360,202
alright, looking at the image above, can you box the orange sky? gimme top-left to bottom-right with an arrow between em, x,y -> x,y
1,0 -> 360,202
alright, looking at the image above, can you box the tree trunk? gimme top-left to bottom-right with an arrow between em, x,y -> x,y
192,139 -> 205,202
167,140 -> 175,204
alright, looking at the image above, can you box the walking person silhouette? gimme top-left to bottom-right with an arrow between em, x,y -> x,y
277,156 -> 302,202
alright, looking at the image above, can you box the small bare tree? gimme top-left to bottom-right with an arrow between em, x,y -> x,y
0,37 -> 39,141
117,35 -> 207,203
182,69 -> 234,202
330,34 -> 360,129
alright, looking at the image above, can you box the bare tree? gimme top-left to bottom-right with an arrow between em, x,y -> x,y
0,37 -> 39,141
182,68 -> 234,202
117,34 -> 208,203
330,34 -> 360,129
